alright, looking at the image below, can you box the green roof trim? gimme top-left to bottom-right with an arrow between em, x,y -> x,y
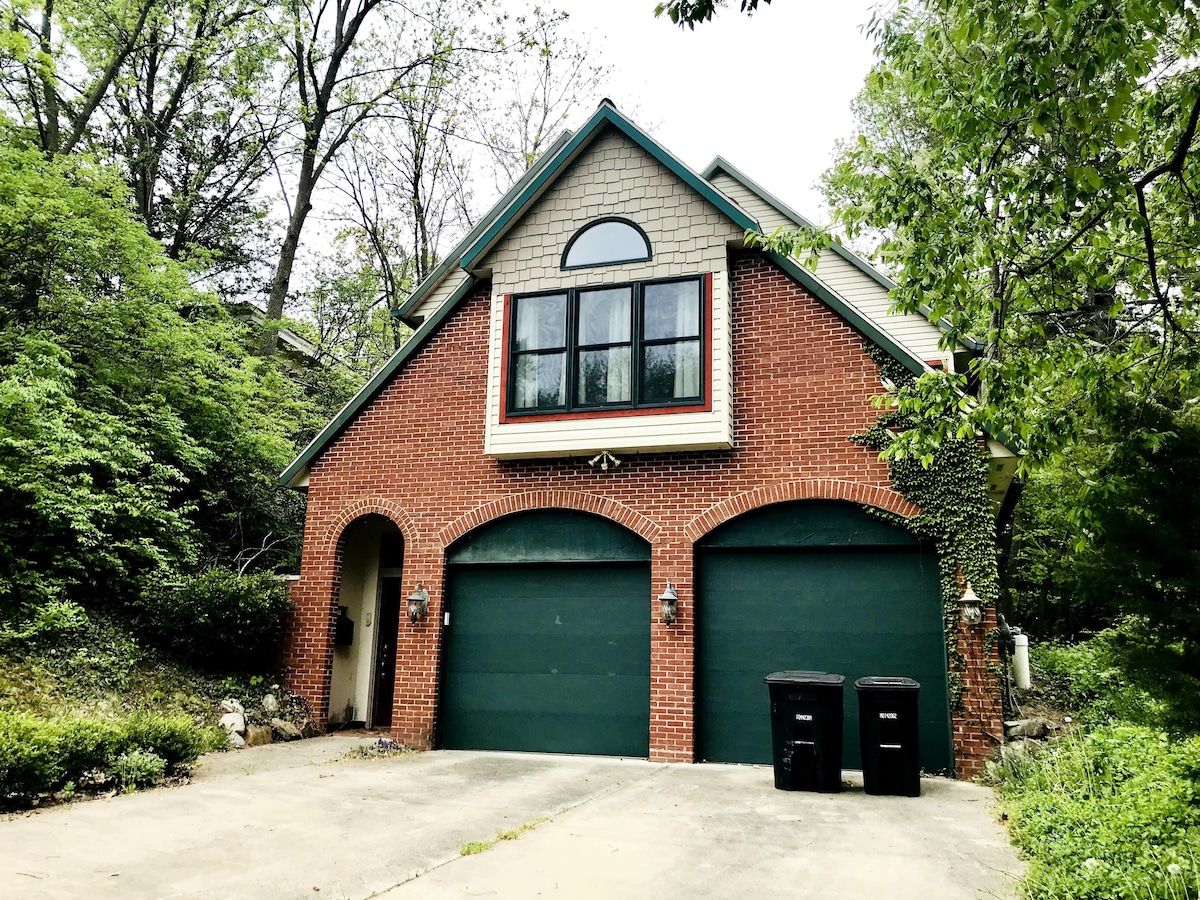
764,250 -> 927,378
458,102 -> 757,272
279,274 -> 478,487
395,131 -> 575,325
703,156 -> 985,353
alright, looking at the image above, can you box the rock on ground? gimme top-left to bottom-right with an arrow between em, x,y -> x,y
270,718 -> 302,741
244,724 -> 273,747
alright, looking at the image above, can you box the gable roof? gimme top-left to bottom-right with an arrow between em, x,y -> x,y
703,156 -> 985,353
280,102 -> 941,488
456,102 -> 757,273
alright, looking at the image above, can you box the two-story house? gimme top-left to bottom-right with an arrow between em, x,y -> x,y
280,101 -> 1015,776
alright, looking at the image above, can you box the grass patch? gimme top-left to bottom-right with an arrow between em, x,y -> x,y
459,817 -> 548,856
344,738 -> 412,760
0,615 -> 301,809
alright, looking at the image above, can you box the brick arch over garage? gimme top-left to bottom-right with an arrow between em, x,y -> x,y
438,490 -> 662,549
683,479 -> 918,543
319,498 -> 425,556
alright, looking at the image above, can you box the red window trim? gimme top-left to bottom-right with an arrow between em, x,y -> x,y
498,273 -> 714,424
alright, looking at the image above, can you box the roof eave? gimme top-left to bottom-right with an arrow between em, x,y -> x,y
764,250 -> 928,378
395,130 -> 576,321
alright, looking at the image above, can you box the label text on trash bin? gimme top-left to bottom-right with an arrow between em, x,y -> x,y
879,712 -> 898,719
794,714 -> 813,721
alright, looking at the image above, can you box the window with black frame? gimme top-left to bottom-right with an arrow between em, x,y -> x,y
508,276 -> 704,414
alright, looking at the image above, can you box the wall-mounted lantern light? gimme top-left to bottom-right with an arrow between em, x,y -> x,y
407,583 -> 430,624
960,582 -> 983,628
658,582 -> 679,625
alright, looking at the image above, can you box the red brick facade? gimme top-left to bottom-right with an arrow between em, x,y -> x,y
284,251 -> 1003,775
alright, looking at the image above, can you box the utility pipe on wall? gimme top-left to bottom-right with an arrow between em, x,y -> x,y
1013,632 -> 1031,690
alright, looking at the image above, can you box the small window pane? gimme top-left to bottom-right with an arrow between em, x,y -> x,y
515,294 -> 567,351
514,352 -> 566,409
563,220 -> 651,268
578,287 -> 632,346
577,346 -> 632,405
643,280 -> 701,340
641,340 -> 701,402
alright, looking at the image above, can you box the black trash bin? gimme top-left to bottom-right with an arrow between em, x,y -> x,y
854,676 -> 921,797
763,671 -> 845,793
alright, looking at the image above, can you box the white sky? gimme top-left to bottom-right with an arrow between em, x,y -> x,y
547,0 -> 881,222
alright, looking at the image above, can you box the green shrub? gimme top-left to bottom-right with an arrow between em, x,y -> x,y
997,724 -> 1200,899
1030,619 -> 1200,733
0,710 -> 221,806
120,711 -> 224,767
0,712 -> 63,796
112,750 -> 167,790
141,569 -> 291,671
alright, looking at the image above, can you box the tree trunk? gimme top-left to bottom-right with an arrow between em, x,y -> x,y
38,0 -> 60,154
261,137 -> 319,354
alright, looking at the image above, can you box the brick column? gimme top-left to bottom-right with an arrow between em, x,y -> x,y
649,536 -> 694,762
283,546 -> 340,726
951,606 -> 1005,778
389,547 -> 443,750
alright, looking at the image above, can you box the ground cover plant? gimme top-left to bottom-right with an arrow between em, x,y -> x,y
989,623 -> 1200,900
0,615 -> 301,809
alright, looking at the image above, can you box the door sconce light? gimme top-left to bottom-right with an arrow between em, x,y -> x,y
960,582 -> 983,628
407,583 -> 430,624
658,582 -> 679,625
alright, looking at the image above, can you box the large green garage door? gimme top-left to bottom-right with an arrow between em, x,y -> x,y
440,510 -> 650,757
696,501 -> 952,772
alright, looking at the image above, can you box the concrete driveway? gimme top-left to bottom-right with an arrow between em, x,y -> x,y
1,736 -> 1022,899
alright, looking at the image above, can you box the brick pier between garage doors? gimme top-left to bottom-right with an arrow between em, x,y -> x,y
279,102 -> 1008,778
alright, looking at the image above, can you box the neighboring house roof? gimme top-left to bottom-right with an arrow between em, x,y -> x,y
230,302 -> 339,367
702,156 -> 985,353
281,101 -> 981,489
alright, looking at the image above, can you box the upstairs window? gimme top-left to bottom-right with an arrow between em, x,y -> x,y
508,276 -> 704,415
561,218 -> 652,269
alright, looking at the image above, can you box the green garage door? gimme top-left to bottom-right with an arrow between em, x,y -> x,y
696,501 -> 952,773
440,510 -> 650,757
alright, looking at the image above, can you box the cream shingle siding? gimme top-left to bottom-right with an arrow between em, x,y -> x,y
409,272 -> 469,324
480,127 -> 742,458
709,172 -> 949,365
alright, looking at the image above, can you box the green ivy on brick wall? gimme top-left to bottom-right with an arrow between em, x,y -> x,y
854,349 -> 1001,712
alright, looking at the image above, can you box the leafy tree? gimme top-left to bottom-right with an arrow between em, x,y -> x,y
0,0 -> 285,283
808,0 -> 1200,466
654,0 -> 770,29
469,5 -> 610,193
1007,361 -> 1200,666
104,0 -> 284,274
297,232 -> 412,376
0,0 -> 159,154
260,0 -> 497,353
0,141 -> 313,639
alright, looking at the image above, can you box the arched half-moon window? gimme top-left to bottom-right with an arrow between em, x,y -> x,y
561,218 -> 652,269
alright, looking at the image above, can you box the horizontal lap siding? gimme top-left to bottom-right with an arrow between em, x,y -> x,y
709,172 -> 946,363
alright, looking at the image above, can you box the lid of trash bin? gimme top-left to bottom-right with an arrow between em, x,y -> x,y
764,670 -> 845,686
854,676 -> 920,691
